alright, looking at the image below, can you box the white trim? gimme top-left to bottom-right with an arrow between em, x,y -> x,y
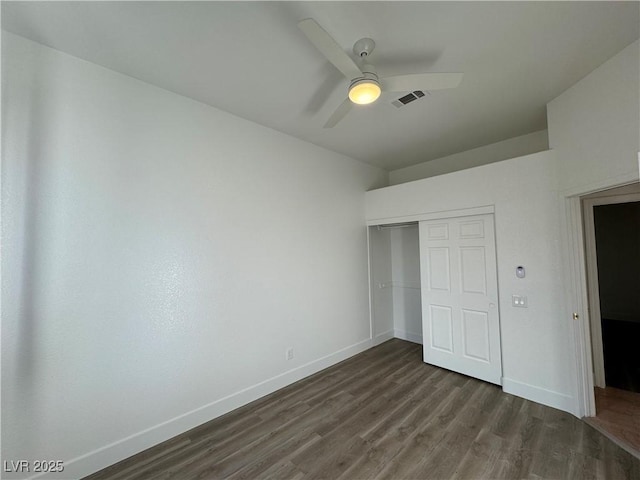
374,329 -> 395,345
562,173 -> 639,419
502,378 -> 574,414
366,227 -> 374,341
31,337 -> 378,480
367,205 -> 494,226
393,329 -> 423,344
560,171 -> 639,198
562,195 -> 596,418
582,201 -> 606,389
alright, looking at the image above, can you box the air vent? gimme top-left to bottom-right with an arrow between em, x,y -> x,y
392,90 -> 428,108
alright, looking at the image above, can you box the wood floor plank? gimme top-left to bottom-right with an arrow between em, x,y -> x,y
85,339 -> 640,480
86,437 -> 193,480
226,432 -> 322,480
338,374 -> 460,479
577,422 -> 606,461
566,449 -> 605,480
371,381 -> 479,479
357,365 -> 445,442
450,427 -> 507,480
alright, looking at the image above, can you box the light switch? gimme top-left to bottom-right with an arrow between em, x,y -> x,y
512,295 -> 528,308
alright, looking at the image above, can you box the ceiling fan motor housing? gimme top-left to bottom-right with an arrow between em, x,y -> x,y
349,74 -> 380,91
353,37 -> 375,58
351,63 -> 378,84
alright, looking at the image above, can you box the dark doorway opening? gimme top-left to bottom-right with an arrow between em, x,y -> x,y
593,201 -> 640,393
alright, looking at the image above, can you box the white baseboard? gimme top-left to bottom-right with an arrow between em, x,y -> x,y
31,339 -> 578,480
34,337 -> 378,480
502,377 -> 574,415
393,329 -> 423,344
374,329 -> 394,345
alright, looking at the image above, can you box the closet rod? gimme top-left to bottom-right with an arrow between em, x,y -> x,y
376,222 -> 418,230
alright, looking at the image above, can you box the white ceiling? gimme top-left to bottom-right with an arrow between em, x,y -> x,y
3,2 -> 638,171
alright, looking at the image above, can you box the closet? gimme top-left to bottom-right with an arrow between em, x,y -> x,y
368,222 -> 422,344
368,212 -> 502,386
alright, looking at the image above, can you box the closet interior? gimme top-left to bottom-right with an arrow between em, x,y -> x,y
368,222 -> 422,344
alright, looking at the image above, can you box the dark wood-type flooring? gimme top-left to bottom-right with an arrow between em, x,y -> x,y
587,387 -> 640,458
86,339 -> 640,480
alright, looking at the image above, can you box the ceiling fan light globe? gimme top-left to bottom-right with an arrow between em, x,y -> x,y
348,80 -> 381,105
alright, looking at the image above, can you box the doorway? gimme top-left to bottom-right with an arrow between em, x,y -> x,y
582,183 -> 640,455
368,222 -> 422,345
593,201 -> 640,392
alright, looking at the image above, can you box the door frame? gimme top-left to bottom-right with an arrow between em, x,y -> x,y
562,173 -> 639,418
583,191 -> 640,389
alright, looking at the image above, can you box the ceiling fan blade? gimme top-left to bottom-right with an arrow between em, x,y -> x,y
324,98 -> 353,128
381,73 -> 464,93
298,18 -> 363,80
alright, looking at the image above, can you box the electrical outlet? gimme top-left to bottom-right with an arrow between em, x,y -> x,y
512,295 -> 528,308
286,347 -> 294,361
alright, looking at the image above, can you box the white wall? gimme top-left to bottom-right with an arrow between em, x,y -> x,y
390,226 -> 422,343
548,40 -> 640,194
1,33 -> 388,479
546,39 -> 639,415
389,130 -> 549,185
366,151 -> 575,413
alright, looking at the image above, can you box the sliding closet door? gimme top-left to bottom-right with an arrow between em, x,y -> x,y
419,214 -> 502,385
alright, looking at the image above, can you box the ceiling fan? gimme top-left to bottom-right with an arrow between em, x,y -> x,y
298,18 -> 464,128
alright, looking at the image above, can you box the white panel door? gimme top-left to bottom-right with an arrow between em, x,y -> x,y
419,214 -> 502,385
